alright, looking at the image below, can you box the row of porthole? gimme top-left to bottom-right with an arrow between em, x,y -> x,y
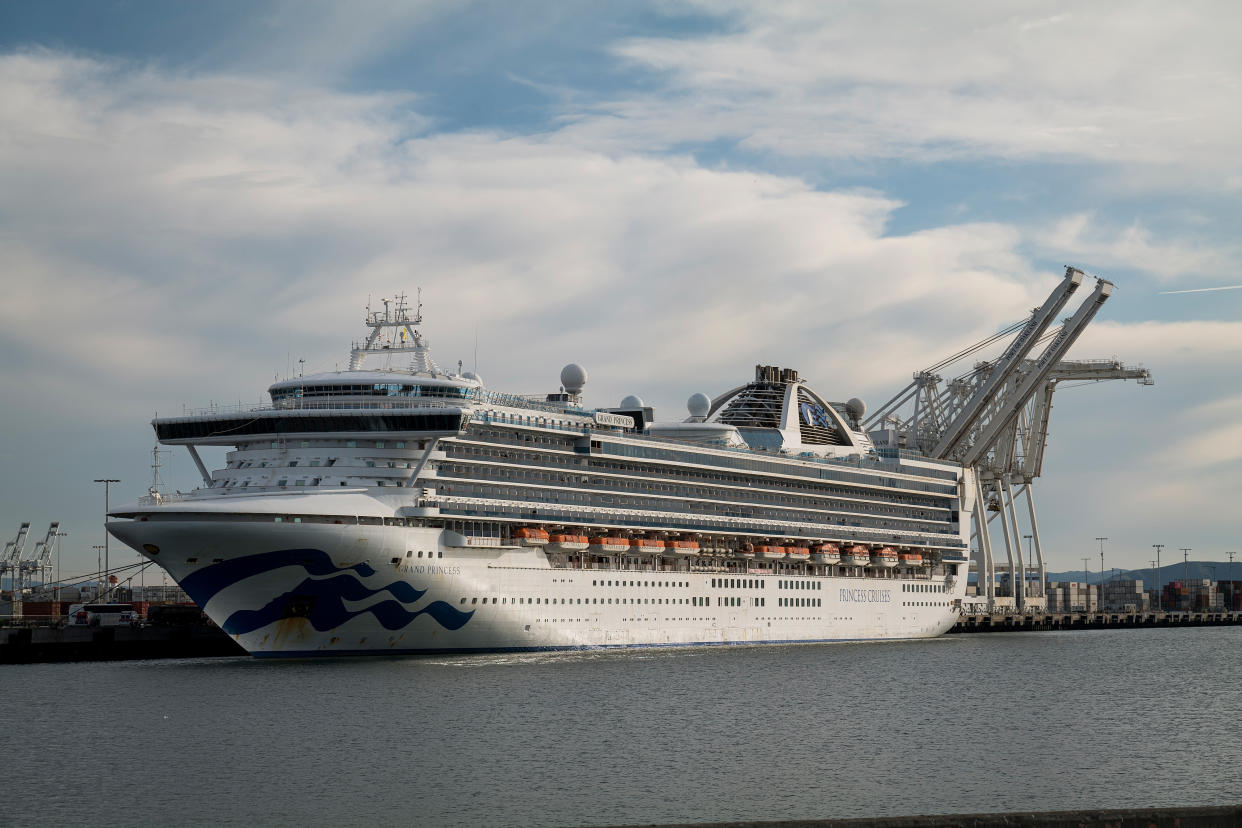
460,596 -> 711,607
779,598 -> 821,607
592,579 -> 688,588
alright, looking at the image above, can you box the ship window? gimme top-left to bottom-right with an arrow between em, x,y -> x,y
376,441 -> 385,448
460,598 -> 466,604
346,441 -> 357,448
438,551 -> 443,558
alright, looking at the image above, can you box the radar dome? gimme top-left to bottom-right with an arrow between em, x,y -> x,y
846,397 -> 867,422
462,371 -> 483,386
620,395 -> 644,409
560,363 -> 588,395
687,392 -> 711,419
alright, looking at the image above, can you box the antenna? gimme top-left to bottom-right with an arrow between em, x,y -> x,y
151,444 -> 168,494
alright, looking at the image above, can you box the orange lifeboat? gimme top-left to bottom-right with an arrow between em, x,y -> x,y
756,545 -> 787,560
871,547 -> 899,568
513,527 -> 549,546
549,533 -> 590,552
588,536 -> 631,554
841,545 -> 871,566
785,545 -> 810,561
735,542 -> 756,559
632,538 -> 665,556
812,543 -> 841,565
898,550 -> 924,567
663,539 -> 700,557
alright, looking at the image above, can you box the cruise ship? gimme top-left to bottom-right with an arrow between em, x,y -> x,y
108,296 -> 970,656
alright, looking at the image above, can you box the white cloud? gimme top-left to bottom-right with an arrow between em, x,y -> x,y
1035,213 -> 1236,281
571,2 -> 1242,184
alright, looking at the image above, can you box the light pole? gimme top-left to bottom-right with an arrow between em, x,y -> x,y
1149,560 -> 1157,612
1023,535 -> 1033,596
1082,556 -> 1091,613
94,478 -> 120,600
92,545 -> 105,600
53,530 -> 67,620
1180,548 -> 1192,610
1096,538 -> 1108,609
1153,544 -> 1164,612
1229,551 -> 1237,612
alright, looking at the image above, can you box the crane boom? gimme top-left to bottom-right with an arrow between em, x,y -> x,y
931,266 -> 1084,459
961,278 -> 1113,466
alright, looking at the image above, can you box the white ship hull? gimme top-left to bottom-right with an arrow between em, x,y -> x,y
109,516 -> 965,657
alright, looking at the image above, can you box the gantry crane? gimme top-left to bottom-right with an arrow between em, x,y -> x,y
20,522 -> 62,600
865,267 -> 1151,612
2,522 -> 31,618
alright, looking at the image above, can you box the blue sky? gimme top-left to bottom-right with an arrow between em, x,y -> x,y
2,1 -> 1240,579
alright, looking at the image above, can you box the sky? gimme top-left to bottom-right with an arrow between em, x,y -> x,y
2,1 -> 1240,581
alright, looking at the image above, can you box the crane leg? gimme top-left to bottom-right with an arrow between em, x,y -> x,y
1003,479 -> 1026,611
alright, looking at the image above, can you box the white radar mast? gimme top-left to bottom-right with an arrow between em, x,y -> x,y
348,290 -> 442,376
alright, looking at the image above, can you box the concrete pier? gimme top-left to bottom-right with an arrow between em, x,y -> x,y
602,803 -> 1242,827
951,609 -> 1242,633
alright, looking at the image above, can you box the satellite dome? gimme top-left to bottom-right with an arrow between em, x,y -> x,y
620,395 -> 644,409
560,363 -> 588,395
846,397 -> 867,422
687,392 -> 711,419
462,371 -> 483,386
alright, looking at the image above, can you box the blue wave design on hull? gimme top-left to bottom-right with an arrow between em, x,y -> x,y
221,573 -> 473,635
175,548 -> 474,636
179,549 -> 377,606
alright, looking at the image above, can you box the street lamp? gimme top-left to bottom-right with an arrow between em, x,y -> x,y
1149,560 -> 1157,612
1180,548 -> 1192,610
1229,551 -> 1237,612
1096,538 -> 1108,609
91,545 -> 105,600
94,478 -> 120,599
1082,556 -> 1091,613
1153,544 -> 1164,612
52,530 -> 67,620
1024,535 -> 1033,595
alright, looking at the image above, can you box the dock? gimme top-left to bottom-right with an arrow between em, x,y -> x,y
951,609 -> 1242,633
1,623 -> 244,664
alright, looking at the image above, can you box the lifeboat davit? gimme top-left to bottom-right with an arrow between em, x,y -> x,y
755,545 -> 787,560
549,533 -> 590,552
841,545 -> 870,566
898,551 -> 924,568
785,545 -> 810,561
664,539 -> 700,556
871,547 -> 899,568
812,543 -> 841,565
632,538 -> 665,556
588,536 -> 631,554
735,543 -> 756,559
513,527 -> 549,546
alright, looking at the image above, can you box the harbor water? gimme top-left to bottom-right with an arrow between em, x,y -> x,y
5,627 -> 1241,827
